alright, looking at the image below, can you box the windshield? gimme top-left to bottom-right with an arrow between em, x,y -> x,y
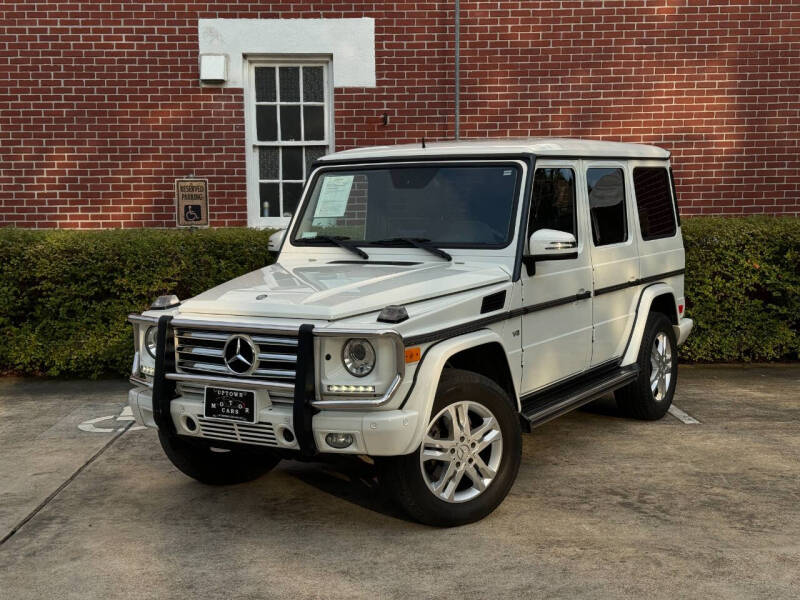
291,163 -> 521,248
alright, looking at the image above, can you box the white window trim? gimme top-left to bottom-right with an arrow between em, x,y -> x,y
243,56 -> 334,229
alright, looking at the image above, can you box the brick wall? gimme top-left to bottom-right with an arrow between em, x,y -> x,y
1,1 -> 798,228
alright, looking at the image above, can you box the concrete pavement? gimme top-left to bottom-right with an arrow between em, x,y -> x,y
0,366 -> 798,599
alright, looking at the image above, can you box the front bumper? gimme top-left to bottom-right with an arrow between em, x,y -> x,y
129,386 -> 420,456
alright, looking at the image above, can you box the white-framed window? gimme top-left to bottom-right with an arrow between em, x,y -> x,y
245,58 -> 332,227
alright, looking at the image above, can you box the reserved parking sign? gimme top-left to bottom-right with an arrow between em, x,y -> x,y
175,178 -> 209,227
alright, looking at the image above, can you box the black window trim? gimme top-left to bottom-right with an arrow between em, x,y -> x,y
632,166 -> 679,242
668,166 -> 682,227
586,165 -> 630,248
528,165 -> 579,248
289,159 -> 526,251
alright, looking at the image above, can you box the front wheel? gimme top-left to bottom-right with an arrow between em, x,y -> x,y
378,369 -> 522,527
158,432 -> 280,485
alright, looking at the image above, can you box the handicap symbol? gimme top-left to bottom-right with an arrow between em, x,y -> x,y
78,406 -> 146,433
184,204 -> 202,222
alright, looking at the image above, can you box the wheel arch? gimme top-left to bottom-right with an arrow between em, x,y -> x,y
398,329 -> 518,454
443,342 -> 517,409
649,292 -> 678,325
621,283 -> 678,367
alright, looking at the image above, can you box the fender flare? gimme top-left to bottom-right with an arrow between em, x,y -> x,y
620,283 -> 677,366
397,329 -> 514,455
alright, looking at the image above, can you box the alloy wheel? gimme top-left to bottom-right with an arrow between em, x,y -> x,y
420,401 -> 503,503
650,332 -> 673,401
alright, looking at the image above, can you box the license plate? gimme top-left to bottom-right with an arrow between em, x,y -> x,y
204,387 -> 256,423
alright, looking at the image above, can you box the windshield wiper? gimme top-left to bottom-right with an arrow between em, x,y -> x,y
300,235 -> 369,260
370,237 -> 452,261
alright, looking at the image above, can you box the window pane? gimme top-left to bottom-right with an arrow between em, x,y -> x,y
260,182 -> 279,217
279,105 -> 301,141
633,167 -> 676,239
255,67 -> 276,102
282,183 -> 303,216
282,147 -> 303,180
587,168 -> 627,246
530,168 -> 576,237
279,66 -> 300,102
256,105 -> 277,141
303,66 -> 324,102
303,106 -> 325,141
304,146 -> 327,177
258,147 -> 279,180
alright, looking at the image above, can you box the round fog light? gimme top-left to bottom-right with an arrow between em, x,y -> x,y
325,432 -> 355,449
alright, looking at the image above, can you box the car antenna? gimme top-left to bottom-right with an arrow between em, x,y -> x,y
421,137 -> 426,149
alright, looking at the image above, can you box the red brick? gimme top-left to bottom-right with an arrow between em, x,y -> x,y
0,1 -> 798,229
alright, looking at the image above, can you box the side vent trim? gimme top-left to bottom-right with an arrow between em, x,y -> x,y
480,291 -> 507,314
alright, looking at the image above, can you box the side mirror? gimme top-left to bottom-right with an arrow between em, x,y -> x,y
523,229 -> 577,275
529,228 -> 577,258
268,228 -> 286,253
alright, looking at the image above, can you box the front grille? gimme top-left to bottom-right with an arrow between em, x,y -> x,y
197,417 -> 278,447
174,328 -> 298,399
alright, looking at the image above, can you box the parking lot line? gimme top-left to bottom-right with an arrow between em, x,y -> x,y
668,404 -> 700,424
0,421 -> 133,546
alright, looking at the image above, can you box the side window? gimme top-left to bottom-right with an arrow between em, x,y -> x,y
587,168 -> 627,246
529,168 -> 576,238
633,167 -> 677,239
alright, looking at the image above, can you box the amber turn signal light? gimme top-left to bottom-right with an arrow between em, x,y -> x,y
404,347 -> 421,363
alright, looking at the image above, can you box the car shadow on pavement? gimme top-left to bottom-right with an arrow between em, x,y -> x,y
580,393 -> 629,418
281,455 -> 413,523
277,395 -> 633,523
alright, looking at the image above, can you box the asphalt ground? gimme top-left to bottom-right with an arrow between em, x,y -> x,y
0,366 -> 798,599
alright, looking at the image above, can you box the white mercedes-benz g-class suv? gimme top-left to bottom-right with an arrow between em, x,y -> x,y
128,138 -> 693,526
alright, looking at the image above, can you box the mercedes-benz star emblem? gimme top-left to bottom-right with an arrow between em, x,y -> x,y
223,335 -> 257,375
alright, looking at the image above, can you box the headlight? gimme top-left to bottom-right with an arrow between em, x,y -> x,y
144,326 -> 158,358
341,338 -> 376,377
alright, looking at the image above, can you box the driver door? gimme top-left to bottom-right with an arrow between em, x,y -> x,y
520,162 -> 593,394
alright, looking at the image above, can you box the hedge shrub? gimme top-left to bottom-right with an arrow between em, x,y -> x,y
0,228 -> 275,377
0,218 -> 797,377
681,217 -> 799,362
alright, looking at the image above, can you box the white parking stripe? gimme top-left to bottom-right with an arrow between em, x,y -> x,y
668,405 -> 700,424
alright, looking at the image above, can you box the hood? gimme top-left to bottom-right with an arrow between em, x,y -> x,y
178,260 -> 510,321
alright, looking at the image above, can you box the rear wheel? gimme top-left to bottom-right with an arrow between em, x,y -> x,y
378,369 -> 522,526
616,312 -> 678,420
158,432 -> 280,485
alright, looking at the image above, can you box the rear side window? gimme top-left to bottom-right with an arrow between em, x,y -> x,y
633,167 -> 677,239
587,168 -> 627,246
530,168 -> 577,238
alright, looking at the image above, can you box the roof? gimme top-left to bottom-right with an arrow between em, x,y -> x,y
318,137 -> 670,162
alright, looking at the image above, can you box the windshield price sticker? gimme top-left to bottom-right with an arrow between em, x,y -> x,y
314,175 -> 354,218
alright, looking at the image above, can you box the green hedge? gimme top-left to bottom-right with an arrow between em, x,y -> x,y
0,228 -> 275,377
681,217 -> 799,362
0,218 -> 797,377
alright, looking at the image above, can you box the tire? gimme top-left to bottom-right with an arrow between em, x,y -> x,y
377,369 -> 522,527
158,431 -> 280,485
615,312 -> 678,420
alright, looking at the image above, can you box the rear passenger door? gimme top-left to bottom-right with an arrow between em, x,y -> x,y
584,162 -> 640,366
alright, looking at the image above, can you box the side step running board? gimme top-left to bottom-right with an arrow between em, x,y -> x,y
520,365 -> 640,428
